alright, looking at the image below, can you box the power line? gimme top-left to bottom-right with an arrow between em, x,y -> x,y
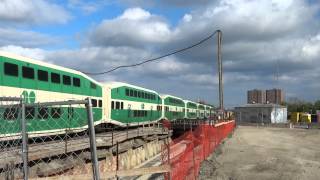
82,30 -> 219,75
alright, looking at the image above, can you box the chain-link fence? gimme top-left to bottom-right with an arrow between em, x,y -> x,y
0,97 -> 24,179
0,97 -> 99,180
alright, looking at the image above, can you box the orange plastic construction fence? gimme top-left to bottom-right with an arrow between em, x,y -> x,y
162,120 -> 236,180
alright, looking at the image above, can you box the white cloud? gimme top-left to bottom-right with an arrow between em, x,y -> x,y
302,34 -> 320,60
119,7 -> 151,20
182,14 -> 192,22
89,7 -> 171,47
0,0 -> 71,24
0,28 -> 59,47
0,45 -> 47,60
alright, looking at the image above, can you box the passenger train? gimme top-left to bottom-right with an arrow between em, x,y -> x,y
0,51 -> 215,138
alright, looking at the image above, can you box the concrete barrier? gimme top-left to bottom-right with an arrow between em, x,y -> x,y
103,139 -> 168,172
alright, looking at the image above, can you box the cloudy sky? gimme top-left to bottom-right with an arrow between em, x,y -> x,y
0,0 -> 319,107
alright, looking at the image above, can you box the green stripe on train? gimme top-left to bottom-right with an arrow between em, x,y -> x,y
111,109 -> 161,123
0,107 -> 102,134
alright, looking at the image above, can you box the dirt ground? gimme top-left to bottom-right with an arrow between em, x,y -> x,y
199,125 -> 320,180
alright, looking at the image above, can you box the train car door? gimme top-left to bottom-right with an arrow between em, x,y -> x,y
67,106 -> 74,128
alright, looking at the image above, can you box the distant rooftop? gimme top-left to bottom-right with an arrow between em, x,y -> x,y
235,103 -> 286,108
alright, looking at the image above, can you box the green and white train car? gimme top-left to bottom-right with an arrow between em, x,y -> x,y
0,51 -> 214,138
184,100 -> 198,119
103,82 -> 162,126
205,105 -> 211,118
0,51 -> 103,137
209,106 -> 215,117
161,95 -> 185,121
197,104 -> 205,119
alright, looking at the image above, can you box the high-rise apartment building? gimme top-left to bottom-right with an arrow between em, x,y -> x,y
247,89 -> 266,104
266,88 -> 284,104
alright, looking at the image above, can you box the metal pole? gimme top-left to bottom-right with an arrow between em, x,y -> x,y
112,128 -> 114,146
126,123 -> 129,139
217,30 -> 224,114
86,98 -> 100,180
167,137 -> 171,180
21,101 -> 28,180
116,141 -> 119,180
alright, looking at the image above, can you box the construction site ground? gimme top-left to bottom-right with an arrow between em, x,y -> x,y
199,125 -> 320,180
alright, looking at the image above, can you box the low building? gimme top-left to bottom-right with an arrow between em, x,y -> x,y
235,104 -> 287,124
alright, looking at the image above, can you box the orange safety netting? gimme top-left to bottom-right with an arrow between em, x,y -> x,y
162,120 -> 236,180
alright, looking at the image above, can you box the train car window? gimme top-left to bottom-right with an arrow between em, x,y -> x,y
111,101 -> 114,109
38,107 -> 49,119
63,75 -> 71,85
145,111 -> 148,116
51,108 -> 61,119
134,90 -> 137,97
26,107 -> 35,119
130,89 -> 133,96
125,89 -> 129,96
141,92 -> 144,99
73,77 -> 81,87
38,70 -> 48,82
99,100 -> 102,107
51,73 -> 61,83
4,108 -> 18,120
116,102 -> 120,109
90,82 -> 97,89
133,110 -> 137,117
121,102 -> 124,109
22,66 -> 34,79
4,62 -> 18,76
138,91 -> 141,98
91,99 -> 97,107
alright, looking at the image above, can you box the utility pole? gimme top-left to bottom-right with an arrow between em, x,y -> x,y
217,30 -> 224,117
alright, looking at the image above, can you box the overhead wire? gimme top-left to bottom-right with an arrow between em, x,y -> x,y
82,30 -> 219,75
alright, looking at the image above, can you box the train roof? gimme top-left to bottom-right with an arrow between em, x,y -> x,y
183,100 -> 197,104
0,51 -> 102,86
160,94 -> 184,100
103,82 -> 159,94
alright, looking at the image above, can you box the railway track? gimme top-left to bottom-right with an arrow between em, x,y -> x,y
0,126 -> 170,170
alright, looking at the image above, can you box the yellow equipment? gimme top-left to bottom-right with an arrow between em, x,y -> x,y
290,112 -> 300,123
300,113 -> 311,124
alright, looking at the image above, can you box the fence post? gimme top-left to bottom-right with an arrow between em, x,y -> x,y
21,100 -> 28,180
112,128 -> 114,146
86,98 -> 100,180
116,141 -> 119,180
166,137 -> 171,180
